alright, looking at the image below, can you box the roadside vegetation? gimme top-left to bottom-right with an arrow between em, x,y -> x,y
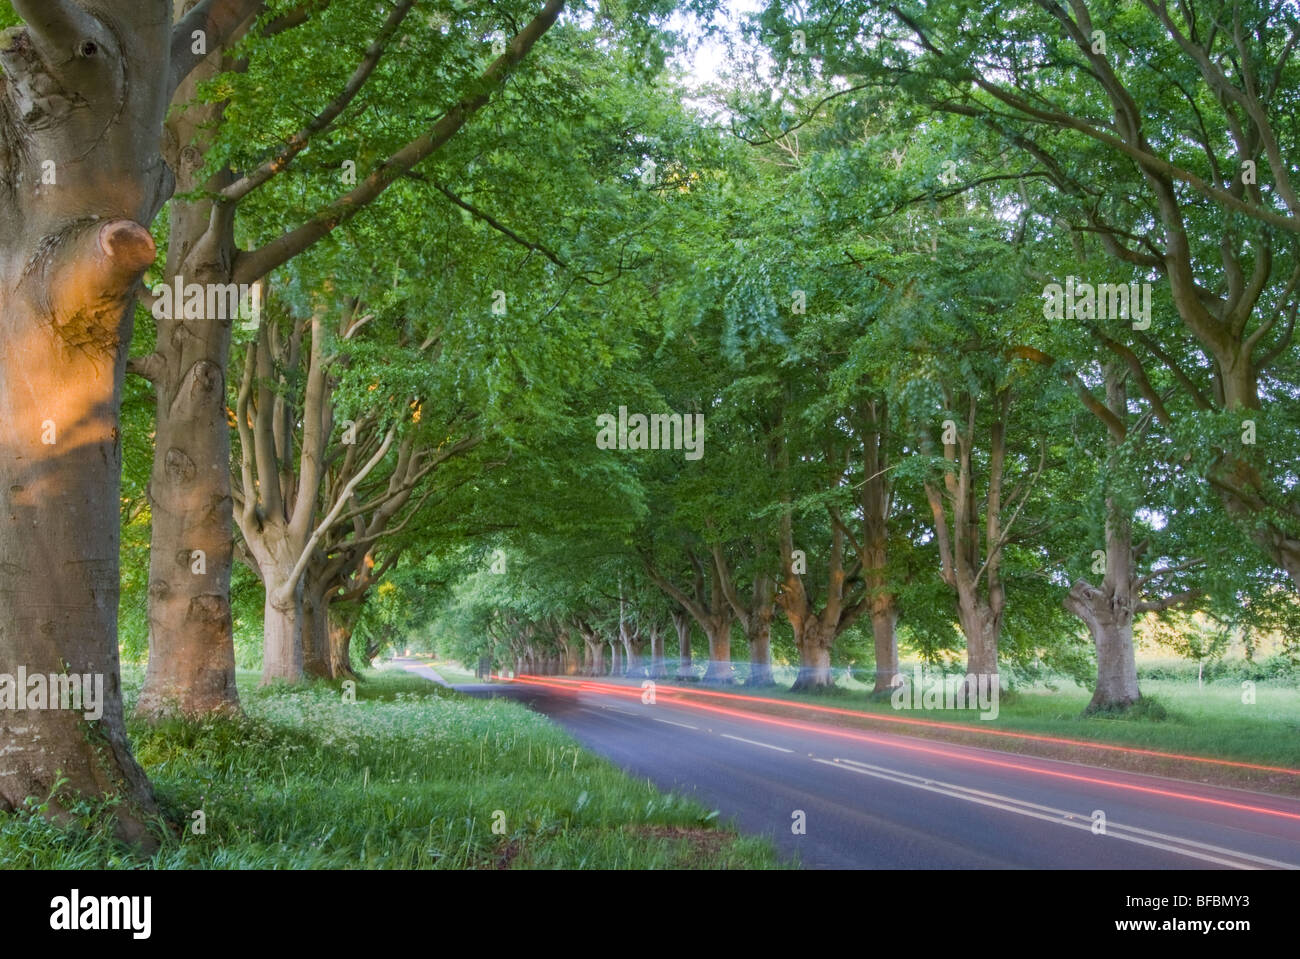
1,670 -> 782,869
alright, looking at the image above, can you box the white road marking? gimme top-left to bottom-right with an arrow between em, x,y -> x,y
602,705 -> 640,716
721,733 -> 794,754
652,717 -> 699,730
817,757 -> 1297,870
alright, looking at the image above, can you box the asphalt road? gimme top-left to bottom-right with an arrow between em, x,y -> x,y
395,660 -> 1300,869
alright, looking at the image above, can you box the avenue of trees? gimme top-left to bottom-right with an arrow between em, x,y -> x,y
0,0 -> 1296,845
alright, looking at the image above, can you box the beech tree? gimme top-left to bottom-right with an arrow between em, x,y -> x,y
1013,317 -> 1257,709
231,291 -> 486,682
1057,363 -> 1204,709
767,0 -> 1300,589
0,0 -> 265,843
132,0 -> 567,716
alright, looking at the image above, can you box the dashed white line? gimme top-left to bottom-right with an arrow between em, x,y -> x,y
721,733 -> 794,754
817,757 -> 1295,870
597,704 -> 641,717
652,717 -> 700,730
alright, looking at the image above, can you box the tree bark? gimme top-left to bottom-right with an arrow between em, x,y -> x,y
671,608 -> 693,678
955,592 -> 1001,682
301,579 -> 330,679
0,0 -> 182,845
644,551 -> 734,681
701,623 -> 735,684
260,562 -> 303,683
862,396 -> 900,693
745,615 -> 774,686
776,509 -> 863,691
328,608 -> 359,681
648,623 -> 666,679
621,631 -> 646,677
135,10 -> 246,719
1064,369 -> 1141,711
774,429 -> 872,692
713,547 -> 776,687
1066,578 -> 1140,711
870,606 -> 900,692
791,622 -> 834,690
922,388 -> 1027,691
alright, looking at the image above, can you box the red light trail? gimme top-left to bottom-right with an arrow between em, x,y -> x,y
515,673 -> 1300,777
497,673 -> 1300,823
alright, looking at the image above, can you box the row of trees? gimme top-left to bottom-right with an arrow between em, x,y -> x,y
0,0 -> 1295,847
423,0 -> 1299,713
0,0 -> 704,845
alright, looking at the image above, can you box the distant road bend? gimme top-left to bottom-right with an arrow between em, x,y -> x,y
396,660 -> 1300,869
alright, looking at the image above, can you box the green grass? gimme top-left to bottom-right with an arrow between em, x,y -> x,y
745,674 -> 1300,769
0,668 -> 783,869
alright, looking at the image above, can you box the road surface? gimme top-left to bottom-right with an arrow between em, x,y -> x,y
394,660 -> 1300,869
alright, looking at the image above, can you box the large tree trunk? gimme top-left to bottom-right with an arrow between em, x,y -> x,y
1213,468 -> 1300,591
745,617 -> 774,687
672,609 -> 693,679
620,622 -> 647,678
135,39 -> 241,719
923,388 -> 1016,694
701,622 -> 735,684
301,583 -> 330,679
138,278 -> 239,715
1067,370 -> 1142,711
1189,346 -> 1300,589
870,606 -> 900,692
648,624 -> 666,679
0,0 -> 178,844
261,564 -> 304,683
862,395 -> 900,693
1063,369 -> 1143,711
790,621 -> 834,690
328,611 -> 359,681
776,494 -> 858,694
1275,538 -> 1300,586
1067,579 -> 1140,711
622,638 -> 645,676
743,572 -> 776,687
957,589 -> 1001,684
0,216 -> 160,842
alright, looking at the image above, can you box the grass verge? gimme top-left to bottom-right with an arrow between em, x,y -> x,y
0,667 -> 783,869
